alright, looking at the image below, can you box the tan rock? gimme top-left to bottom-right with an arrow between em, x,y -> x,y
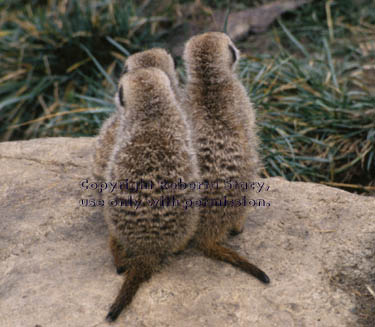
0,137 -> 374,327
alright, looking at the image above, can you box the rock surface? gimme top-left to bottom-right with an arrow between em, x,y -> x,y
0,137 -> 374,327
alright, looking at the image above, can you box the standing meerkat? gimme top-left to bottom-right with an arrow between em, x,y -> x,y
92,48 -> 181,183
183,32 -> 269,284
104,67 -> 199,321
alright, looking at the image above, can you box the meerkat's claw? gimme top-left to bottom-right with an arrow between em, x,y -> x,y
229,228 -> 244,236
116,266 -> 126,275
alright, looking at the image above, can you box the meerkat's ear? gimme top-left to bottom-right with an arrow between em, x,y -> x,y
118,85 -> 125,107
121,64 -> 128,76
228,44 -> 238,65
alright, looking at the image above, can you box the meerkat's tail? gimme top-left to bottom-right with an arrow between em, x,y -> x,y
106,257 -> 159,322
198,242 -> 270,284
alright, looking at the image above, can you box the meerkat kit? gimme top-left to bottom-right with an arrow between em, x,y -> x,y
92,32 -> 269,322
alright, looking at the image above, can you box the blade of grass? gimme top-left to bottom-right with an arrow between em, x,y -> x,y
278,19 -> 309,58
323,38 -> 339,90
106,36 -> 131,57
80,44 -> 116,89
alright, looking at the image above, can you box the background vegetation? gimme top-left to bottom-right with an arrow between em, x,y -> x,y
0,0 -> 374,190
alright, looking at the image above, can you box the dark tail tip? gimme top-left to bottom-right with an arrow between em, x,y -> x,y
199,242 -> 270,284
258,271 -> 270,284
106,306 -> 120,322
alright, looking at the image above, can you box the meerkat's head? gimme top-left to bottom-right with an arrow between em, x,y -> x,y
122,48 -> 179,94
124,48 -> 175,74
116,67 -> 174,119
183,32 -> 239,81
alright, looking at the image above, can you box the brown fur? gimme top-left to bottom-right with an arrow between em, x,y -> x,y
183,32 -> 269,284
92,48 -> 180,183
104,67 -> 199,321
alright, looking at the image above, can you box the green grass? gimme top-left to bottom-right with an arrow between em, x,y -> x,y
241,51 -> 375,184
240,0 -> 375,186
0,0 -> 171,139
1,0 -> 374,189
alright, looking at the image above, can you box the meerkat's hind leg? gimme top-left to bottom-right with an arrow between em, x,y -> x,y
109,235 -> 128,274
198,242 -> 270,284
106,256 -> 161,322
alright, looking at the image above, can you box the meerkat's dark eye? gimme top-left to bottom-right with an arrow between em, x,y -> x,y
118,85 -> 125,107
228,44 -> 237,64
